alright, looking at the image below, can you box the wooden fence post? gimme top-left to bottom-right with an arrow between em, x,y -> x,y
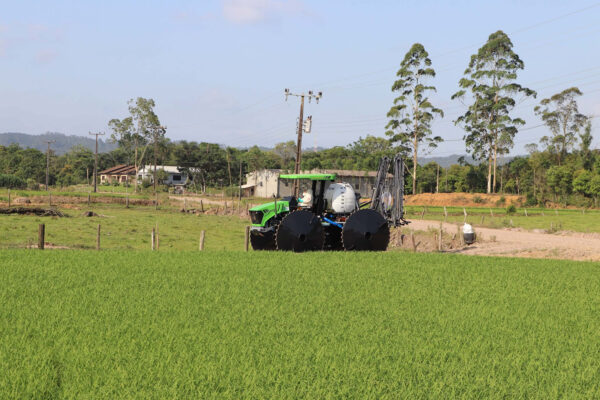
88,193 -> 91,206
490,208 -> 494,217
7,189 -> 10,207
96,224 -> 101,250
184,198 -> 187,212
438,222 -> 443,252
200,200 -> 204,213
155,193 -> 159,210
480,215 -> 484,224
246,203 -> 249,215
225,201 -> 228,214
443,206 -> 447,222
420,207 -> 425,220
151,228 -> 155,250
524,208 -> 528,217
126,195 -> 129,208
555,209 -> 558,216
457,224 -> 463,246
199,230 -> 205,250
155,223 -> 159,250
463,207 -> 467,222
245,226 -> 250,251
410,231 -> 417,252
38,224 -> 45,250
49,192 -> 52,207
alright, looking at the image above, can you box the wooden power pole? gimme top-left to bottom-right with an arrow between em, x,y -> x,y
284,89 -> 322,197
44,140 -> 56,191
89,132 -> 105,193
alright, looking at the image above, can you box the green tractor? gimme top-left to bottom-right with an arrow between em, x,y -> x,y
248,154 -> 408,252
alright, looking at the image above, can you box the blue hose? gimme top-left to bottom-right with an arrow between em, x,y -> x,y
322,217 -> 343,229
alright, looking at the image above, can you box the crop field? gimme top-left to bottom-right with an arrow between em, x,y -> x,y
1,250 -> 600,398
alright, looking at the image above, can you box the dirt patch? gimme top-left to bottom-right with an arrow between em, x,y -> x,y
406,193 -> 523,208
406,219 -> 600,262
0,207 -> 65,217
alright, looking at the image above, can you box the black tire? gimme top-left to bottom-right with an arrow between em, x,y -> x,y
275,210 -> 324,252
342,209 -> 389,251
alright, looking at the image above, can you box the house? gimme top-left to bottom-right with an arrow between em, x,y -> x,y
99,165 -> 136,184
137,165 -> 189,186
240,168 -> 384,198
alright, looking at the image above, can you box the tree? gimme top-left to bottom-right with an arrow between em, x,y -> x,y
273,141 -> 297,169
578,120 -> 594,170
452,30 -> 535,193
573,169 -> 592,196
109,97 -> 163,192
546,165 -> 573,203
386,43 -> 443,194
535,87 -> 588,165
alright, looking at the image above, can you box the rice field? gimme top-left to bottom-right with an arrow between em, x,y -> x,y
1,250 -> 599,398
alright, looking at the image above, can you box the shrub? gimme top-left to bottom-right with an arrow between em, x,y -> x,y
506,205 -> 517,214
0,174 -> 26,189
472,195 -> 484,204
141,178 -> 152,189
495,196 -> 506,206
26,178 -> 40,191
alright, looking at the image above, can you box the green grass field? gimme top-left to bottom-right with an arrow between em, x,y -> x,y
405,205 -> 600,233
0,206 -> 248,250
1,250 -> 599,398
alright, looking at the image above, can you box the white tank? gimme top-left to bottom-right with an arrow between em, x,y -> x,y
325,182 -> 357,214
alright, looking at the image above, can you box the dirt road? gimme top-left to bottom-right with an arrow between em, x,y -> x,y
409,219 -> 600,262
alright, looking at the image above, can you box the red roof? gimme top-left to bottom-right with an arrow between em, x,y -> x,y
99,165 -> 136,175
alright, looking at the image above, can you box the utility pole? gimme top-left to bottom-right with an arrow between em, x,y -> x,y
44,140 -> 56,191
284,89 -> 322,196
151,126 -> 165,194
89,132 -> 105,193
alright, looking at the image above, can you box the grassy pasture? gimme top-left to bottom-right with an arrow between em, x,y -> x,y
1,250 -> 600,398
0,206 -> 248,250
405,205 -> 600,233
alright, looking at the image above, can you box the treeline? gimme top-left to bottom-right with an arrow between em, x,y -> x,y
1,30 -> 599,207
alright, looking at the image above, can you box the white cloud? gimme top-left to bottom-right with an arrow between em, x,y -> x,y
222,0 -> 306,24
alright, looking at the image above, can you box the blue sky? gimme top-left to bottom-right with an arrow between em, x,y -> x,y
1,0 -> 599,156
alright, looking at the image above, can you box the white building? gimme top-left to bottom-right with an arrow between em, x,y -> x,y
137,165 -> 188,186
241,169 -> 381,198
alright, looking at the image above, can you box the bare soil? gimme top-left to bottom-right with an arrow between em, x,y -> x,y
405,192 -> 523,207
404,219 -> 600,262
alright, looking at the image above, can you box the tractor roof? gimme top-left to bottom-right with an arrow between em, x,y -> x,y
279,173 -> 336,181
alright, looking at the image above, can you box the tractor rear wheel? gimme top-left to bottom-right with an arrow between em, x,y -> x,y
275,210 -> 324,252
342,209 -> 389,251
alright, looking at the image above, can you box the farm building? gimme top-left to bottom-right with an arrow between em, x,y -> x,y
137,165 -> 189,186
99,165 -> 136,184
241,169 -> 381,198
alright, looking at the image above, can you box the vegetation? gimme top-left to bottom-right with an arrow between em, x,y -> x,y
452,30 -> 536,193
1,250 -> 599,398
0,31 -> 598,208
385,43 -> 443,194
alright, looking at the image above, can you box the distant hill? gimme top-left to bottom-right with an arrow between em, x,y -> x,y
419,154 -> 513,168
0,132 -> 117,155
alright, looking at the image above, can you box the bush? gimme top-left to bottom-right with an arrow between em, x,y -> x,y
26,178 -> 40,191
472,195 -> 484,204
506,205 -> 517,214
141,178 -> 152,189
525,192 -> 537,207
0,174 -> 26,189
495,196 -> 506,206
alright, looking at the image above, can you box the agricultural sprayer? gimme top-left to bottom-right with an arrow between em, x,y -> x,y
248,154 -> 409,251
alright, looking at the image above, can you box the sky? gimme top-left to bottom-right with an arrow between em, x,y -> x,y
1,0 -> 600,157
